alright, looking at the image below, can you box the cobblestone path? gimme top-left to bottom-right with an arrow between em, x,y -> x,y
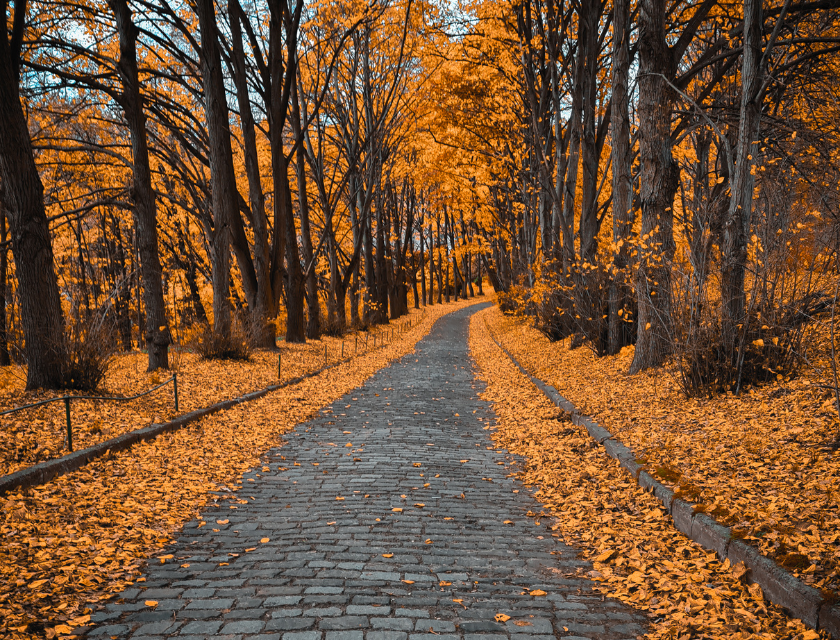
86,305 -> 648,640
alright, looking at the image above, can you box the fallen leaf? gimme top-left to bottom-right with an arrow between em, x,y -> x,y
594,550 -> 615,563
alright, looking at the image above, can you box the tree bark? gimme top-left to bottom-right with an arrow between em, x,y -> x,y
0,0 -> 65,389
630,0 -> 679,373
608,0 -> 634,355
0,204 -> 9,366
109,0 -> 170,370
291,78 -> 320,339
721,0 -> 763,351
419,218 -> 427,305
195,0 -> 235,337
228,0 -> 275,347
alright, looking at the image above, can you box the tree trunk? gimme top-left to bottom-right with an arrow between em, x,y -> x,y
196,0 -> 235,337
476,248 -> 483,294
608,0 -> 633,355
411,250 -> 420,309
291,79 -> 320,339
578,0 -> 599,265
721,0 -> 763,352
229,0 -> 275,347
559,16 -> 586,271
630,0 -> 679,373
430,228 -> 437,302
0,205 -> 9,366
419,220 -> 427,305
109,0 -> 170,370
279,156 -> 306,343
0,0 -> 65,389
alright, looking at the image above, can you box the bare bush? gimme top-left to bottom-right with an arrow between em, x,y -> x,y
190,320 -> 253,361
60,321 -> 116,391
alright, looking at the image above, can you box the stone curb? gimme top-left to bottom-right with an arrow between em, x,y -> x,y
485,324 -> 839,638
0,312 -> 429,497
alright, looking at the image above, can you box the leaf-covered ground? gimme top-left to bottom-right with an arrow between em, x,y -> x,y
480,305 -> 840,602
0,320 -> 415,476
469,306 -> 826,640
0,298 -> 483,639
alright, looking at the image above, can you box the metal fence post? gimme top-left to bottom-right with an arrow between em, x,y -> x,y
278,352 -> 282,378
173,373 -> 179,412
64,397 -> 72,452
341,341 -> 344,358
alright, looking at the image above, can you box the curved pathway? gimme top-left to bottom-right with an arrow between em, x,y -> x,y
85,305 -> 647,640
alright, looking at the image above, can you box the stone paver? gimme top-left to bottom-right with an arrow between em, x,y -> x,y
84,305 -> 648,640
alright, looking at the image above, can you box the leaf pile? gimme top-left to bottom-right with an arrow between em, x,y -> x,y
469,308 -> 825,640
0,320 -> 418,477
483,306 -> 840,598
0,298 -> 483,640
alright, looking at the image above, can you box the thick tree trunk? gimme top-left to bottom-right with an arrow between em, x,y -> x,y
229,0 -> 274,347
721,0 -> 763,352
630,0 -> 679,373
608,0 -> 633,355
0,0 -> 65,388
196,0 -> 235,337
0,206 -> 9,366
109,0 -> 170,370
267,17 -> 288,320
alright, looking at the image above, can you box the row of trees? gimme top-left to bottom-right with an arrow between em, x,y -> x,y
0,0 -> 490,389
435,0 -> 840,393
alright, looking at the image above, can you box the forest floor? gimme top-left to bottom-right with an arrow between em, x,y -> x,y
0,296 -> 483,639
0,315 -> 420,477
479,305 -> 840,608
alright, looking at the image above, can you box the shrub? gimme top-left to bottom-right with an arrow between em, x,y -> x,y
191,321 -> 253,361
673,292 -> 829,397
60,321 -> 115,391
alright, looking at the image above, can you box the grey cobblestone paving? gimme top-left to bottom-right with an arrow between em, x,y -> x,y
84,305 -> 648,640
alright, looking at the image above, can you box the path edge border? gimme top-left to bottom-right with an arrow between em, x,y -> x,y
484,319 -> 839,639
0,308 -> 438,497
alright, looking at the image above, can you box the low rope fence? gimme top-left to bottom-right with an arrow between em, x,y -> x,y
1,312 -> 422,456
0,375 -> 179,453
